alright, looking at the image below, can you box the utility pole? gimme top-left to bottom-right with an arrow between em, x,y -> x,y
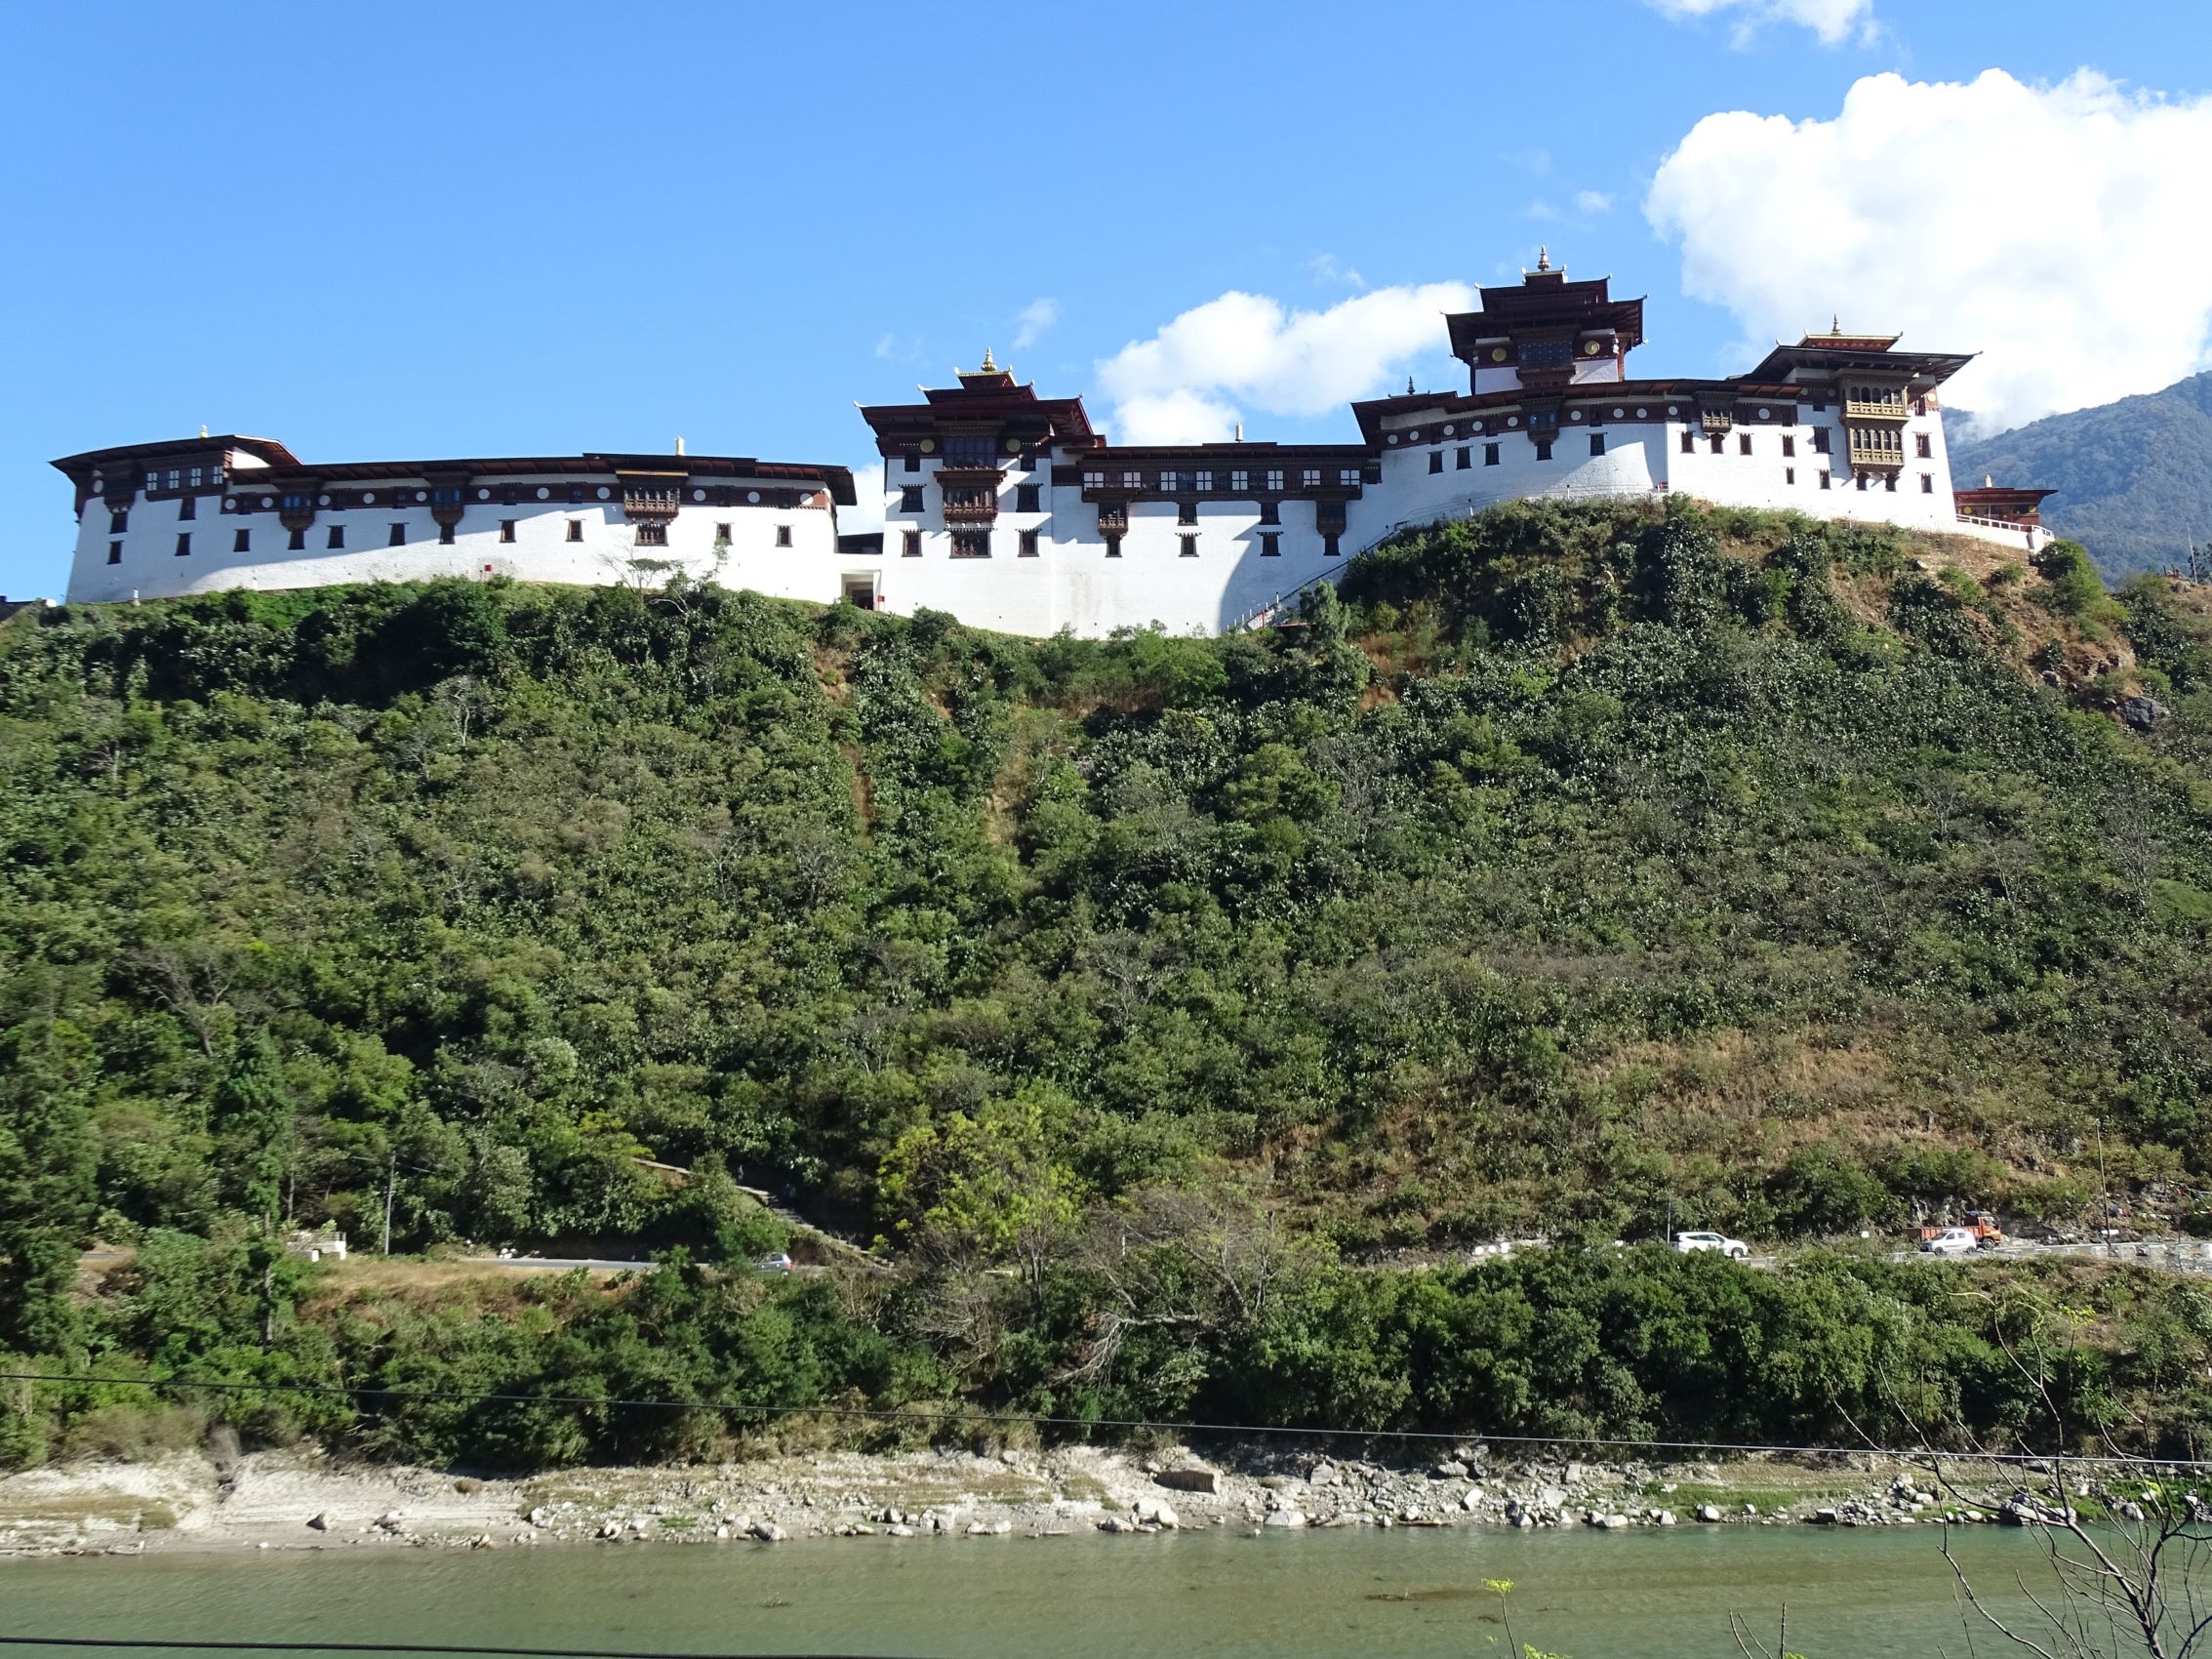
382,1151 -> 397,1256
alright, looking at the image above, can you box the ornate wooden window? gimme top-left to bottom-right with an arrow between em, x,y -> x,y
1019,529 -> 1039,557
500,519 -> 517,544
900,486 -> 924,512
1194,469 -> 1212,492
1258,500 -> 1280,525
635,523 -> 668,546
1339,468 -> 1360,488
902,530 -> 921,557
1178,534 -> 1198,558
1485,443 -> 1500,465
1259,532 -> 1280,557
1016,484 -> 1040,512
570,521 -> 586,543
1266,469 -> 1284,492
1177,500 -> 1197,525
174,533 -> 191,557
1229,469 -> 1249,492
950,529 -> 989,558
1456,447 -> 1470,469
232,529 -> 249,552
1083,469 -> 1106,490
1301,468 -> 1321,489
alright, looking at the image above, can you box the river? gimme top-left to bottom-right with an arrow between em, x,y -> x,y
3,1526 -> 2070,1659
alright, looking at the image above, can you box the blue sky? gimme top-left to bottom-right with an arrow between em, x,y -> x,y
5,0 -> 2210,599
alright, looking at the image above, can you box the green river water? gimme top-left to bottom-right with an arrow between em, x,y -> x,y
0,1527 -> 2079,1659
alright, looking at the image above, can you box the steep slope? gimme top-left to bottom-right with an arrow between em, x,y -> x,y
1951,371 -> 2212,580
6,499 -> 2212,1465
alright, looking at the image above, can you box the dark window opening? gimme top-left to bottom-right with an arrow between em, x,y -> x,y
388,523 -> 406,546
1856,474 -> 1869,492
1484,442 -> 1501,466
900,486 -> 924,512
1259,532 -> 1281,557
1179,534 -> 1198,558
950,530 -> 989,558
1589,433 -> 1606,457
902,530 -> 922,557
106,541 -> 122,564
1920,473 -> 1934,494
1428,451 -> 1443,474
1456,446 -> 1470,469
1819,470 -> 1830,491
500,519 -> 517,544
174,533 -> 191,557
1739,433 -> 1752,456
636,523 -> 668,546
1019,529 -> 1039,557
109,509 -> 128,534
233,528 -> 251,552
1782,435 -> 1796,457
1884,473 -> 1897,493
1177,500 -> 1197,525
288,528 -> 306,551
1323,533 -> 1342,557
570,520 -> 586,543
1016,483 -> 1040,512
1786,467 -> 1796,485
1812,428 -> 1830,454
1535,441 -> 1553,462
438,524 -> 456,545
776,524 -> 792,547
1104,534 -> 1122,559
1259,500 -> 1281,525
326,526 -> 343,549
1681,430 -> 1696,454
903,452 -> 920,473
1915,433 -> 1932,458
178,495 -> 196,521
1709,435 -> 1726,456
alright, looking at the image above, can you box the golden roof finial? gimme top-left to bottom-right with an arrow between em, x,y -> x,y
675,435 -> 686,456
200,424 -> 209,438
980,346 -> 997,374
1831,312 -> 1840,334
1537,245 -> 1550,272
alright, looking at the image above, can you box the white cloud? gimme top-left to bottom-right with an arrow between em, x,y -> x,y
1013,299 -> 1059,350
1645,69 -> 2212,433
1574,189 -> 1614,215
1307,253 -> 1368,290
1522,198 -> 1561,223
1095,283 -> 1475,445
842,464 -> 884,534
1644,0 -> 1876,46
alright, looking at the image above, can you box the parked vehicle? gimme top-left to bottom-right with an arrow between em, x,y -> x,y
1921,1228 -> 1981,1257
1672,1230 -> 1750,1261
755,1252 -> 793,1275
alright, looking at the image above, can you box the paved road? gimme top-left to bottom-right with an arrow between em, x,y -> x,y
462,1255 -> 824,1276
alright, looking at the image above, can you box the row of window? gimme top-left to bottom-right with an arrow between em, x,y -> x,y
901,446 -> 1040,473
894,529 -> 1339,559
111,519 -> 796,563
1077,466 -> 1361,494
133,465 -> 226,495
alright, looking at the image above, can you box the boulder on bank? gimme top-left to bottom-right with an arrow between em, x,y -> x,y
1155,1468 -> 1219,1494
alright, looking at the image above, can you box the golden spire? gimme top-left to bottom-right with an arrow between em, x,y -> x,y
980,346 -> 997,374
199,424 -> 209,438
1537,245 -> 1550,272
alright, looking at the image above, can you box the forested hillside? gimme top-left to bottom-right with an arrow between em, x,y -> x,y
6,499 -> 2212,1467
1951,371 -> 2212,580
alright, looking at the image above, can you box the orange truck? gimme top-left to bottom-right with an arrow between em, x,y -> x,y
1920,1210 -> 2004,1246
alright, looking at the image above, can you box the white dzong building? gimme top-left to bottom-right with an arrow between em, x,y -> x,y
54,258 -> 2052,636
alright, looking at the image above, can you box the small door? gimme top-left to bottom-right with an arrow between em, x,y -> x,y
840,572 -> 879,609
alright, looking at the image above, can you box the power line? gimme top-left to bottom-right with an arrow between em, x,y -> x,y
0,1640 -> 896,1659
0,1369 -> 2198,1469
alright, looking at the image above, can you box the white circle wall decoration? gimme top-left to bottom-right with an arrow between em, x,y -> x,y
416,491 -> 427,503
746,490 -> 760,504
363,493 -> 375,505
919,439 -> 936,453
1387,433 -> 1399,445
1508,416 -> 1520,427
1584,341 -> 1602,355
317,494 -> 330,506
1571,410 -> 1584,421
1490,347 -> 1508,362
1612,408 -> 1626,420
223,498 -> 237,510
1407,430 -> 1420,442
1442,425 -> 1455,437
478,488 -> 491,501
1667,405 -> 1678,416
260,496 -> 273,507
1635,408 -> 1648,419
537,487 -> 550,501
1757,407 -> 1771,420
596,486 -> 611,500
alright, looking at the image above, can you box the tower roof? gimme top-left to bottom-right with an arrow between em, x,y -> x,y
1444,260 -> 1646,363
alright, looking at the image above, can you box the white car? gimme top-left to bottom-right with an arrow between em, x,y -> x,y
1921,1229 -> 1980,1257
1673,1231 -> 1750,1260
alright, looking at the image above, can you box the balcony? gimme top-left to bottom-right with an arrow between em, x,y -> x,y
1845,397 -> 1910,422
1096,504 -> 1128,535
1847,439 -> 1906,469
941,487 -> 999,525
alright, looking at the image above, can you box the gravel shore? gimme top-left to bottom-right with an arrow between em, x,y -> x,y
0,1440 -> 2038,1558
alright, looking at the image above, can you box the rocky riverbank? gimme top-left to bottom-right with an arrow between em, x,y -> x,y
0,1438 -> 2065,1559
